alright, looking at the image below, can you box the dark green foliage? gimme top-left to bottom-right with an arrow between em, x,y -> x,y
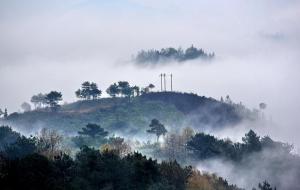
0,126 -> 20,150
117,81 -> 133,99
3,136 -> 37,159
159,161 -> 192,190
72,123 -> 109,148
72,146 -> 130,190
106,81 -> 136,101
0,126 -> 37,159
187,132 -> 231,159
242,129 -> 261,153
0,154 -> 59,190
46,91 -> 63,111
0,128 -> 247,190
6,92 -> 258,134
125,152 -> 160,189
76,81 -> 102,100
139,92 -> 255,128
187,130 -> 289,162
0,146 -> 193,190
252,181 -> 276,190
147,119 -> 167,141
78,123 -> 108,138
135,45 -> 214,65
106,83 -> 120,97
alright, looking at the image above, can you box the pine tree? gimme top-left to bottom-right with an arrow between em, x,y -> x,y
147,119 -> 167,142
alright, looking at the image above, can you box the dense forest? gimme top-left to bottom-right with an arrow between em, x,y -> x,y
0,125 -> 280,190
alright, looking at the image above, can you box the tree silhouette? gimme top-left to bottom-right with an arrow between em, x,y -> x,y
242,130 -> 261,152
106,83 -> 120,97
3,108 -> 8,118
90,82 -> 102,99
117,81 -> 133,101
135,45 -> 214,64
147,119 -> 167,142
259,103 -> 267,110
78,123 -> 108,138
257,180 -> 276,190
46,91 -> 62,111
21,102 -> 31,112
148,84 -> 155,92
76,81 -> 101,100
132,86 -> 140,97
31,93 -> 47,109
73,123 -> 109,147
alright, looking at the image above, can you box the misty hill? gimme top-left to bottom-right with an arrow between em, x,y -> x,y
3,92 -> 258,135
134,45 -> 214,65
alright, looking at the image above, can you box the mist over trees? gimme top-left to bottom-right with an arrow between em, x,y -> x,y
186,129 -> 292,162
72,123 -> 109,148
30,93 -> 47,109
147,119 -> 167,142
20,102 -> 31,112
0,125 -> 245,190
1,125 -> 286,190
30,91 -> 63,111
134,45 -> 215,65
0,82 -> 295,189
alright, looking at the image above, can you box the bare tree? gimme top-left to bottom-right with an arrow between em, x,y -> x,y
37,128 -> 63,160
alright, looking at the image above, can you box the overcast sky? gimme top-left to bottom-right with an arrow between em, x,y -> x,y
0,0 -> 300,147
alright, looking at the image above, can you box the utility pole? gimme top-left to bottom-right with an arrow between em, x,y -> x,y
170,73 -> 173,91
163,73 -> 166,91
159,73 -> 163,92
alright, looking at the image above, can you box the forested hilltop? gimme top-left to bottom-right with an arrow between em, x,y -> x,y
2,91 -> 260,135
134,45 -> 215,65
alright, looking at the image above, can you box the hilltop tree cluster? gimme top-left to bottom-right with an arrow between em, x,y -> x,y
106,81 -> 155,99
75,81 -> 102,100
31,91 -> 62,111
25,81 -> 155,113
135,45 -> 215,64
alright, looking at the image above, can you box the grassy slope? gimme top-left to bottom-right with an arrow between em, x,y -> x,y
3,92 -> 257,134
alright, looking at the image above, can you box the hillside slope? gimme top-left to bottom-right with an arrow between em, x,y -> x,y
2,92 -> 258,135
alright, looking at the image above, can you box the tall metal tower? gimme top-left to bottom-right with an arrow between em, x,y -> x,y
159,73 -> 163,91
170,73 -> 173,91
163,73 -> 166,91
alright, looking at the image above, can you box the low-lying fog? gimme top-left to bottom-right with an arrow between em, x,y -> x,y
0,0 -> 300,150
